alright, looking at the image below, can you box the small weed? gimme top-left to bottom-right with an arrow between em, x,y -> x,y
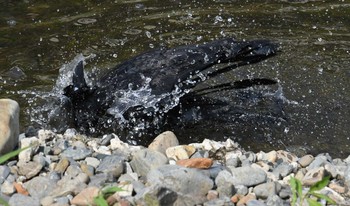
289,176 -> 336,206
93,186 -> 124,206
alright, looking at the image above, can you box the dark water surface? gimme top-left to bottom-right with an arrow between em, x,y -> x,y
0,0 -> 349,157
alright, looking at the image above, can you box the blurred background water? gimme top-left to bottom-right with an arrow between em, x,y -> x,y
0,0 -> 349,157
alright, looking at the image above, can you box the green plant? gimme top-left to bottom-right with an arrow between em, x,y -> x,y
0,146 -> 30,206
289,176 -> 336,206
93,186 -> 124,206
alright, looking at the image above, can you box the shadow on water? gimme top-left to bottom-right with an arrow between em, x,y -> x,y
0,0 -> 349,157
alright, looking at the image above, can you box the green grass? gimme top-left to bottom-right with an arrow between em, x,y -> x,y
290,176 -> 336,206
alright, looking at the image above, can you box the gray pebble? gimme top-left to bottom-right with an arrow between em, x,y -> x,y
8,194 -> 40,206
253,182 -> 281,199
96,154 -> 124,178
273,162 -> 293,178
147,164 -> 213,197
24,176 -> 56,199
0,165 -> 10,184
229,166 -> 267,187
215,170 -> 235,197
61,146 -> 92,160
247,200 -> 267,206
17,161 -> 43,179
266,194 -> 284,206
298,154 -> 314,167
308,155 -> 328,170
130,149 -> 168,177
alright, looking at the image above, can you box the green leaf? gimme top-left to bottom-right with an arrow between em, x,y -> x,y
93,194 -> 109,206
101,186 -> 124,195
309,176 -> 330,193
295,177 -> 303,199
289,177 -> 298,206
309,192 -> 337,204
306,197 -> 322,206
0,146 -> 30,164
0,197 -> 9,206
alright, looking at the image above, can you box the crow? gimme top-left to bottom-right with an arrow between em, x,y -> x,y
61,38 -> 278,142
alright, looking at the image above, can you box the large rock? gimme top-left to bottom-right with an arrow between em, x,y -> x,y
147,165 -> 214,199
0,99 -> 19,155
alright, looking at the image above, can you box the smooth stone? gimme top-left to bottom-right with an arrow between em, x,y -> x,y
8,193 -> 40,206
0,165 -> 10,184
88,173 -> 110,187
229,166 -> 267,187
85,157 -> 100,168
176,158 -> 213,168
24,176 -> 56,199
273,162 -> 294,178
1,179 -> 15,195
50,173 -> 89,197
204,197 -> 233,206
226,157 -> 240,168
66,164 -> 82,177
148,131 -> 179,155
80,163 -> 95,176
302,167 -> 325,186
215,170 -> 235,197
147,164 -> 214,197
0,99 -> 19,155
279,185 -> 293,199
54,157 -> 70,174
18,137 -> 40,162
206,190 -> 219,200
307,155 -> 328,170
130,149 -> 168,177
17,160 -> 43,179
253,182 -> 281,199
237,193 -> 256,206
266,194 -> 284,206
166,145 -> 196,160
240,152 -> 257,165
298,154 -> 314,167
70,186 -> 99,206
96,154 -> 124,178
60,146 -> 92,160
325,162 -> 338,178
235,185 -> 249,196
40,196 -> 54,206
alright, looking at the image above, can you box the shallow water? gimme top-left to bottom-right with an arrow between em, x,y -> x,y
0,0 -> 349,157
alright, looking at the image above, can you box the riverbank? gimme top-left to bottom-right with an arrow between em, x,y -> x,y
1,128 -> 350,206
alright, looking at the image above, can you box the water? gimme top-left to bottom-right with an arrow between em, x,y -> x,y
0,0 -> 349,157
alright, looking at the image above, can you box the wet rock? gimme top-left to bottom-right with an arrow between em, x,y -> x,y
147,164 -> 214,198
60,146 -> 92,160
77,18 -> 97,25
0,99 -> 19,155
96,154 -> 125,178
24,176 -> 56,199
5,66 -> 26,79
8,193 -> 40,206
148,131 -> 179,155
298,154 -> 314,167
166,145 -> 196,160
17,160 -> 43,179
70,186 -> 99,206
130,149 -> 168,177
176,157 -> 213,168
229,166 -> 267,187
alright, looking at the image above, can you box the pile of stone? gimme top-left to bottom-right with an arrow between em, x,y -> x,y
1,99 -> 350,206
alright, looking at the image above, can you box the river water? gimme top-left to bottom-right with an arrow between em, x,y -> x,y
0,0 -> 349,157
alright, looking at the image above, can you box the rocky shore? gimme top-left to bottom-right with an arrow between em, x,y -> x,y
1,99 -> 350,206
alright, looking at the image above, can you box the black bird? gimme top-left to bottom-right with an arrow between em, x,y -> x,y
61,38 -> 278,143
